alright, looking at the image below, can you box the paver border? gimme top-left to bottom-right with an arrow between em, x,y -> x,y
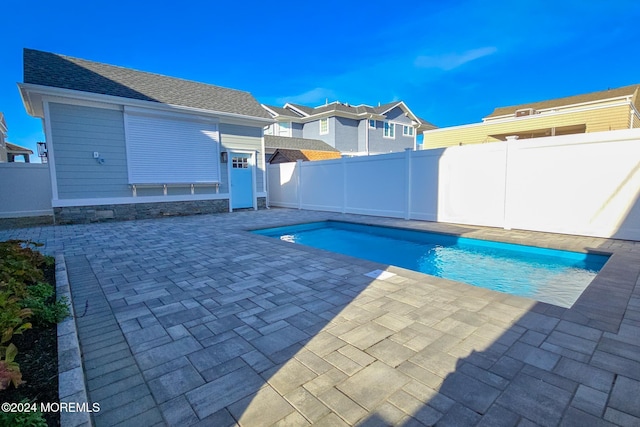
56,253 -> 92,427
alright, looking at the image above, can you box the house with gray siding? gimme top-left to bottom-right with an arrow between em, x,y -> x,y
262,101 -> 435,155
19,48 -> 273,223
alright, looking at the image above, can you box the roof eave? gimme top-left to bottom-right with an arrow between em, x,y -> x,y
283,103 -> 311,117
484,94 -> 637,121
378,100 -> 425,124
19,83 -> 275,124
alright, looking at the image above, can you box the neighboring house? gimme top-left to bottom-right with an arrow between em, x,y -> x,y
262,101 -> 436,155
264,134 -> 340,163
0,113 -> 33,162
19,48 -> 273,223
423,84 -> 640,149
0,113 -> 8,162
5,142 -> 33,163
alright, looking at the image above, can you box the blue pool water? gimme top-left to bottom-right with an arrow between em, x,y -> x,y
253,221 -> 610,308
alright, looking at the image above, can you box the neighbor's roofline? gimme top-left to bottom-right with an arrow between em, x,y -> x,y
425,100 -> 633,134
485,93 -> 637,121
276,100 -> 431,126
19,83 -> 275,124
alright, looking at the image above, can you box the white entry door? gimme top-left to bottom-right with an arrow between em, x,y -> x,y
230,153 -> 254,209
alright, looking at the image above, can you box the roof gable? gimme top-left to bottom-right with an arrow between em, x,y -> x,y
271,100 -> 437,129
486,84 -> 640,119
23,49 -> 271,119
262,104 -> 304,118
5,142 -> 33,154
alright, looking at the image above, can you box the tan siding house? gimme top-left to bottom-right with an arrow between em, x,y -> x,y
423,85 -> 640,149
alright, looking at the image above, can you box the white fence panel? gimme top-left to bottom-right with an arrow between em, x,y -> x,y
267,162 -> 298,208
345,153 -> 405,217
437,142 -> 507,228
267,129 -> 640,241
0,163 -> 52,218
409,149 -> 442,221
505,131 -> 640,240
299,159 -> 343,212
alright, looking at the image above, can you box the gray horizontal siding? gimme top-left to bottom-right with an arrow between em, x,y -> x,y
302,119 -> 335,148
49,102 -> 130,199
334,117 -> 359,153
292,122 -> 304,138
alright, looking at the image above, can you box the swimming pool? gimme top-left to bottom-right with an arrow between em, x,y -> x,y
253,221 -> 610,308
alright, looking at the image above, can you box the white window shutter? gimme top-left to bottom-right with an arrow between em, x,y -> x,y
125,112 -> 220,184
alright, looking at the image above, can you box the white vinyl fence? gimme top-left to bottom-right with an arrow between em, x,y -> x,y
268,129 -> 640,241
0,163 -> 52,218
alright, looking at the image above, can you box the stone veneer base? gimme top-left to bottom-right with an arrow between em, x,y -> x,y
54,199 -> 230,225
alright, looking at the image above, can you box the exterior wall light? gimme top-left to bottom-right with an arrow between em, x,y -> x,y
220,152 -> 228,163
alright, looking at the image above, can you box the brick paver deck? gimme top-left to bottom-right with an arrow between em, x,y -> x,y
2,208 -> 639,426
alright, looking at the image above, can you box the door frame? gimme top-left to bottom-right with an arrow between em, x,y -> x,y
227,149 -> 257,211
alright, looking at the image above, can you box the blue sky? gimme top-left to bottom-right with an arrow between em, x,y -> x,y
2,0 -> 640,161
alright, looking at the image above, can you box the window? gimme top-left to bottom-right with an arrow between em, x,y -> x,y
402,125 -> 414,136
278,122 -> 291,137
319,118 -> 329,135
232,157 -> 249,169
383,121 -> 395,138
368,119 -> 376,129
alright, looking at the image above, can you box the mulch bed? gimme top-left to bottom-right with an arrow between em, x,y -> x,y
0,264 -> 60,426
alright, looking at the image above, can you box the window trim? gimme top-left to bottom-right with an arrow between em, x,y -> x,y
383,121 -> 395,139
277,121 -> 292,137
319,118 -> 329,135
402,125 -> 414,137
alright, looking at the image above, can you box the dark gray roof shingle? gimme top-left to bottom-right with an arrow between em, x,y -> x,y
263,105 -> 304,118
23,48 -> 271,119
264,135 -> 339,152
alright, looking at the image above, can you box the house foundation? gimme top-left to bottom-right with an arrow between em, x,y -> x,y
54,199 -> 230,224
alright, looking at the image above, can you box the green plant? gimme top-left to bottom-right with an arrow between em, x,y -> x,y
0,285 -> 32,344
0,399 -> 47,427
21,283 -> 69,326
0,241 -> 47,286
0,343 -> 23,390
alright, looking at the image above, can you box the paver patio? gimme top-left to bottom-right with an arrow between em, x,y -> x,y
2,208 -> 639,426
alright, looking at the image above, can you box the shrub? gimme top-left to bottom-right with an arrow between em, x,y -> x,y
21,282 -> 69,326
0,284 -> 32,344
0,240 -> 67,392
0,241 -> 48,286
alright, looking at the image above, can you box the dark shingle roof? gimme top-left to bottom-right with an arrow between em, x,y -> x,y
269,149 -> 341,164
23,49 -> 271,119
486,84 -> 640,118
286,103 -> 315,115
281,100 -> 437,128
264,135 -> 339,152
263,105 -> 304,118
